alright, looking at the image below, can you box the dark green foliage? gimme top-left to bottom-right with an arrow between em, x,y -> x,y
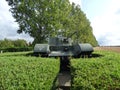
0,39 -> 28,48
0,39 -> 14,48
70,4 -> 98,46
0,47 -> 32,52
6,0 -> 98,46
0,39 -> 32,52
13,39 -> 28,47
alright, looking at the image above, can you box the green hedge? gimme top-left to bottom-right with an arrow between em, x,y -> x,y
0,53 -> 59,90
71,51 -> 120,90
0,47 -> 33,52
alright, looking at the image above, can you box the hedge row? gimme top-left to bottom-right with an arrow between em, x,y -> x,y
71,51 -> 120,90
0,47 -> 33,52
0,55 -> 59,90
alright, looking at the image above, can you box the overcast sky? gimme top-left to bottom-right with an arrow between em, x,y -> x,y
0,0 -> 120,46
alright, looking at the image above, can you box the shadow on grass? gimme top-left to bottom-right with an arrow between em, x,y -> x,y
26,52 -> 104,59
25,52 -> 34,56
50,73 -> 59,90
91,53 -> 104,58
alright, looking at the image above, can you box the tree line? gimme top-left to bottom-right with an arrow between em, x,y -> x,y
0,39 -> 32,52
6,0 -> 98,46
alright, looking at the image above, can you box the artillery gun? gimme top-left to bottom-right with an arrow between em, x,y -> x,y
33,31 -> 94,58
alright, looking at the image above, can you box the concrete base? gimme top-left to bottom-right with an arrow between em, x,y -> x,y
57,71 -> 71,90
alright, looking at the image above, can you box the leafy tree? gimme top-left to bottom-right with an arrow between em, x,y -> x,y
13,39 -> 28,47
6,0 -> 98,46
70,4 -> 98,46
6,0 -> 71,43
0,39 -> 14,48
0,39 -> 28,48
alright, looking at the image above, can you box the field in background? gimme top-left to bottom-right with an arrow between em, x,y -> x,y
94,46 -> 120,53
0,50 -> 120,89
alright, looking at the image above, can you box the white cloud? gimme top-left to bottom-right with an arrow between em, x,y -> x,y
0,0 -> 33,42
91,0 -> 120,46
69,0 -> 81,6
